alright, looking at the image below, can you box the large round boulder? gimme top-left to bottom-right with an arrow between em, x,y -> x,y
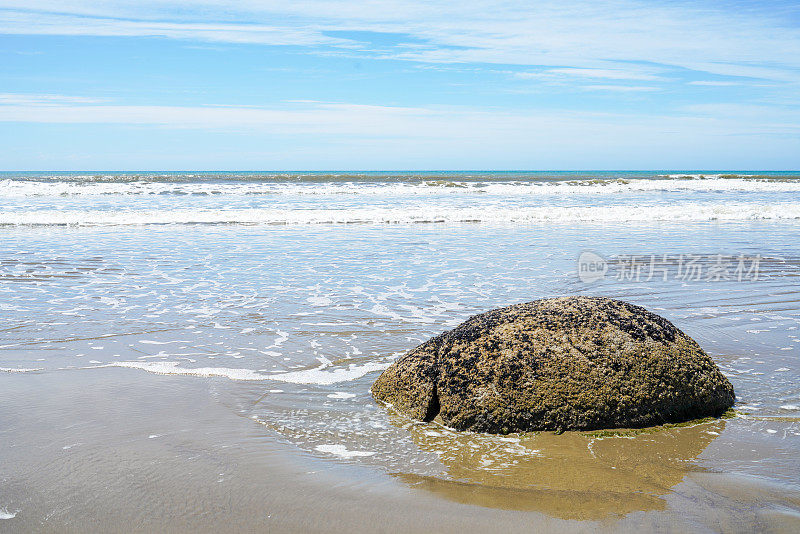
372,296 -> 735,433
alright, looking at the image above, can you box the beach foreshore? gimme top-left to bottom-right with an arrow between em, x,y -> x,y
2,364 -> 799,533
1,206 -> 799,532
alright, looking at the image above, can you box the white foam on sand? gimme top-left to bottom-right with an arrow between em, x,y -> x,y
0,509 -> 16,520
315,444 -> 376,458
327,392 -> 356,399
4,202 -> 800,226
100,359 -> 389,385
103,361 -> 266,380
0,367 -> 43,373
307,296 -> 333,307
268,361 -> 389,385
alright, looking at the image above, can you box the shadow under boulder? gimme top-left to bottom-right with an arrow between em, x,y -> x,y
372,296 -> 735,433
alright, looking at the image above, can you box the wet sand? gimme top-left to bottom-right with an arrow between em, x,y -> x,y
1,221 -> 800,532
2,367 -> 799,533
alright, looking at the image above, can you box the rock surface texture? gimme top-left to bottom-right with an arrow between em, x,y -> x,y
372,297 -> 735,433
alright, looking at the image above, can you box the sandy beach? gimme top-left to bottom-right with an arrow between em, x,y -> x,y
3,365 -> 799,533
2,182 -> 800,531
4,1 -> 800,530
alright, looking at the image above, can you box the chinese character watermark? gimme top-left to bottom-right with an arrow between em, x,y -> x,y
578,252 -> 762,283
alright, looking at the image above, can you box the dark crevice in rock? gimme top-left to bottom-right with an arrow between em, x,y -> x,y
423,383 -> 440,422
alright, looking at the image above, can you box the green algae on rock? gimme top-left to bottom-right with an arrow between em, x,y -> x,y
372,296 -> 735,433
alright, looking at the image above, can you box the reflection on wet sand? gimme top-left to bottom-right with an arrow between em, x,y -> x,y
393,414 -> 725,520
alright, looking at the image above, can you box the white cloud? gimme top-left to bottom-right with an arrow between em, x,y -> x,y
680,102 -> 800,122
543,68 -> 666,81
1,94 -> 797,139
688,81 -> 742,87
0,93 -> 108,104
582,84 -> 659,92
2,95 -> 798,169
0,10 -> 343,46
1,1 -> 800,83
511,66 -> 667,85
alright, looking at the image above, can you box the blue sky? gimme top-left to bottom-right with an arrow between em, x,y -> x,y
1,1 -> 799,170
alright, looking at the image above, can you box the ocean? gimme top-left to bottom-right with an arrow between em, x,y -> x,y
1,171 -> 799,532
2,171 -> 800,225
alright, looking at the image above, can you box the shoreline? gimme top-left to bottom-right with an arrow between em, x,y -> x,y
1,218 -> 799,532
2,366 -> 799,531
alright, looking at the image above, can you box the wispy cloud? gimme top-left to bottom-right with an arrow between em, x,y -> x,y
556,68 -> 666,82
0,10 -> 344,46
508,66 -> 667,92
0,93 -> 107,104
2,1 -> 800,84
1,94 -> 797,138
582,85 -> 659,92
688,81 -> 742,87
2,93 -> 798,169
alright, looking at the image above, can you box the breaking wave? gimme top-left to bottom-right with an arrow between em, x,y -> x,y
2,203 -> 800,226
2,176 -> 800,197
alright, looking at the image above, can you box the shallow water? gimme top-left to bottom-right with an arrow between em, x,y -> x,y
1,172 -> 800,532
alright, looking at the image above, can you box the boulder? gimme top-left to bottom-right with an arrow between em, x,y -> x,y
372,296 -> 735,433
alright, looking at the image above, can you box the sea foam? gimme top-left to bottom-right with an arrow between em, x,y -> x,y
0,509 -> 17,520
3,176 -> 800,198
314,444 -> 376,458
100,359 -> 389,385
2,202 -> 800,226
